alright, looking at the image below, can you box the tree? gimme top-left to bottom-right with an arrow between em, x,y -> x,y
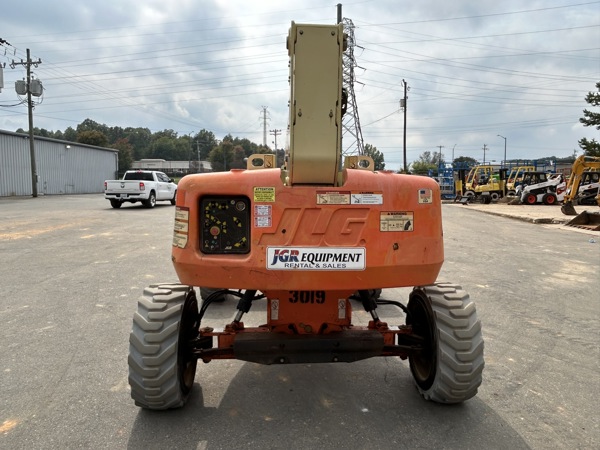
194,129 -> 218,161
113,138 -> 133,173
363,143 -> 385,170
77,130 -> 109,147
410,150 -> 444,175
454,156 -> 478,166
77,118 -> 109,138
578,81 -> 600,157
209,139 -> 234,171
63,127 -> 77,142
150,136 -> 177,160
123,127 -> 152,160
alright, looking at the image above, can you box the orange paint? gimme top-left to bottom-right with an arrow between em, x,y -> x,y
172,168 -> 443,292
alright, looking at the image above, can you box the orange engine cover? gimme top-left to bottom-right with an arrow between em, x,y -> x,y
171,168 -> 443,291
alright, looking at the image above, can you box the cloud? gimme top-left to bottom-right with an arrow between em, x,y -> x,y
0,0 -> 597,167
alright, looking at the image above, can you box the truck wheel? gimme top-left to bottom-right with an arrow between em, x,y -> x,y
128,284 -> 199,410
406,282 -> 484,404
490,192 -> 500,201
170,190 -> 177,205
110,199 -> 122,209
143,192 -> 156,208
542,193 -> 557,205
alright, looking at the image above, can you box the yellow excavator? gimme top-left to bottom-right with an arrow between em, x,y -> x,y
561,155 -> 600,215
561,155 -> 600,231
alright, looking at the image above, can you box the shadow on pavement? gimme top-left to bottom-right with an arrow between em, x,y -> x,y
128,359 -> 529,450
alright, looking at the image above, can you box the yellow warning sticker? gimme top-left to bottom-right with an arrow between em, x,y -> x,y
254,187 -> 276,202
380,211 -> 414,232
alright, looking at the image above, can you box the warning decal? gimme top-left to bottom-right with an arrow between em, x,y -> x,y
173,206 -> 189,248
316,191 -> 350,205
254,187 -> 276,202
380,211 -> 414,232
351,192 -> 383,204
254,204 -> 272,228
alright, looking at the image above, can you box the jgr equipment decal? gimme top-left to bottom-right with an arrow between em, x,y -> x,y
267,247 -> 366,270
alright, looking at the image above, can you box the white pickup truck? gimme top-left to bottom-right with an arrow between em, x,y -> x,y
104,170 -> 177,208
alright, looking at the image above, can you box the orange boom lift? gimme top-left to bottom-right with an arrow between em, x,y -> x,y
128,21 -> 484,410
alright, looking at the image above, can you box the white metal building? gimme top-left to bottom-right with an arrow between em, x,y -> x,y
0,130 -> 118,197
131,159 -> 212,173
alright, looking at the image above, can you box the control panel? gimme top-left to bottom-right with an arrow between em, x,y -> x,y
200,196 -> 250,254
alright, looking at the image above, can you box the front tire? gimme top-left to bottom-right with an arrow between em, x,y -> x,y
406,282 -> 484,404
128,284 -> 199,410
523,193 -> 537,205
170,190 -> 177,205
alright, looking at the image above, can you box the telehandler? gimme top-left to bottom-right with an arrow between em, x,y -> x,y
128,21 -> 484,410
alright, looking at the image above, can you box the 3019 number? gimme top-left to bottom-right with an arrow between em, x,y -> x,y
288,290 -> 325,304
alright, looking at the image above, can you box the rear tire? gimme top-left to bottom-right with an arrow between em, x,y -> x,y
128,284 -> 199,410
542,193 -> 557,205
406,282 -> 484,404
143,192 -> 156,208
110,199 -> 122,209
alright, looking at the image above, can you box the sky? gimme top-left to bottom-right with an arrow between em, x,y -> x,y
0,0 -> 598,169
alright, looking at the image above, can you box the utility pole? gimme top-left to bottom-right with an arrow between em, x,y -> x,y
12,49 -> 42,198
196,140 -> 201,171
401,79 -> 409,173
269,129 -> 281,153
436,145 -> 444,176
482,144 -> 488,165
261,106 -> 269,146
497,134 -> 507,168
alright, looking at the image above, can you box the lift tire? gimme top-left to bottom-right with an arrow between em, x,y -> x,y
407,282 -> 484,404
143,192 -> 156,208
128,284 -> 199,410
110,199 -> 122,209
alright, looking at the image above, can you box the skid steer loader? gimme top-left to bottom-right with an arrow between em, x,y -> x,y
128,21 -> 484,410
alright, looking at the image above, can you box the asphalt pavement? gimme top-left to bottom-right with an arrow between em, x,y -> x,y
0,194 -> 598,449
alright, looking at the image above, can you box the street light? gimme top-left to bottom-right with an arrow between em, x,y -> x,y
497,134 -> 507,168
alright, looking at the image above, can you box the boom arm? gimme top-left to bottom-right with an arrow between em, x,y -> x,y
283,22 -> 346,186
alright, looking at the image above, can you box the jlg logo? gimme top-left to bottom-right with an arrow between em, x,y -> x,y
259,208 -> 369,246
271,249 -> 300,264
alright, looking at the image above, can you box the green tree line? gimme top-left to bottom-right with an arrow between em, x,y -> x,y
17,118 -> 274,174
17,117 -> 385,174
